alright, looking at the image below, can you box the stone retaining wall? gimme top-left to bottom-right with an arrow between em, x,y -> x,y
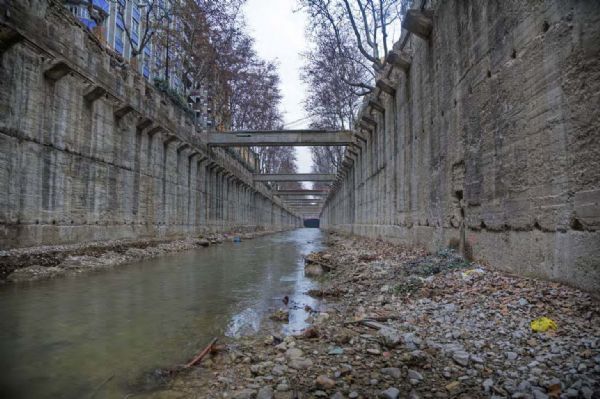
321,0 -> 600,292
0,0 -> 301,249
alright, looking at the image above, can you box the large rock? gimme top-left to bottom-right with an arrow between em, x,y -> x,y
380,387 -> 400,399
315,375 -> 336,389
379,326 -> 402,348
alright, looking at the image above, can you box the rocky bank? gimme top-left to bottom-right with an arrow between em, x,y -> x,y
0,228 -> 289,283
146,233 -> 600,399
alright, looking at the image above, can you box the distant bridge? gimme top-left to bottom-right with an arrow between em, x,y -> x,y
207,129 -> 352,147
208,130 -> 348,217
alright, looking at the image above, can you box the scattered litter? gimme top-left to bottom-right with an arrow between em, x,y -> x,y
327,346 -> 344,355
531,317 -> 558,332
461,267 -> 485,279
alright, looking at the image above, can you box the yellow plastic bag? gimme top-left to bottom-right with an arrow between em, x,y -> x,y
530,317 -> 557,332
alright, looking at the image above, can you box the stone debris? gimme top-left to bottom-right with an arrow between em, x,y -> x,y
151,233 -> 600,398
0,229 -> 286,282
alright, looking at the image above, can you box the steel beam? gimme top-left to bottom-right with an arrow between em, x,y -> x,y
278,195 -> 327,200
274,189 -> 329,196
207,130 -> 353,147
282,201 -> 325,205
253,173 -> 336,182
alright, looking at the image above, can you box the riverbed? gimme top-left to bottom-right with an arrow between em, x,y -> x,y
0,228 -> 323,398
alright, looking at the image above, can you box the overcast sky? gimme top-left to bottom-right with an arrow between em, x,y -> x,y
243,0 -> 313,175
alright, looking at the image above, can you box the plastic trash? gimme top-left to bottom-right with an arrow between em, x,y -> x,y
328,346 -> 344,355
530,317 -> 557,332
461,268 -> 485,279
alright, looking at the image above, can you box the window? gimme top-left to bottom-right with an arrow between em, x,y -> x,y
131,4 -> 140,47
116,12 -> 124,29
115,26 -> 124,54
131,19 -> 139,46
132,5 -> 141,21
95,0 -> 110,13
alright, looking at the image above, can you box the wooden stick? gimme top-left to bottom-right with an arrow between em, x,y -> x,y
344,315 -> 400,325
184,337 -> 218,369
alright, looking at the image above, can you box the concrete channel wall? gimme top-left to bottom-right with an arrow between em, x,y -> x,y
0,0 -> 301,249
321,0 -> 600,292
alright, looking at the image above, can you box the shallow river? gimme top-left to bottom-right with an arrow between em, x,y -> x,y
0,228 -> 323,398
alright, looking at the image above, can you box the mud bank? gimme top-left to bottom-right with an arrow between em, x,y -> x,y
147,233 -> 600,399
0,228 -> 292,283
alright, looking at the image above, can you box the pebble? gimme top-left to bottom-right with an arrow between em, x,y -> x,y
275,383 -> 289,392
316,375 -> 336,389
271,364 -> 286,376
408,390 -> 421,399
379,326 -> 402,348
380,387 -> 400,399
408,369 -> 424,383
452,351 -> 470,366
288,357 -> 313,369
285,348 -> 303,359
349,392 -> 359,399
471,355 -> 484,364
256,386 -> 274,399
518,298 -> 529,306
505,351 -> 518,361
532,391 -> 549,399
483,378 -> 494,393
381,367 -> 401,379
565,388 -> 579,398
232,389 -> 256,399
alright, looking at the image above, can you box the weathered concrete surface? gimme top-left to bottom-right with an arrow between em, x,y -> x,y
321,0 -> 600,292
207,130 -> 353,146
0,0 -> 300,249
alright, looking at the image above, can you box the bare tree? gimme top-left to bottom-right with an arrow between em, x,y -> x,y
299,0 -> 407,91
299,0 -> 408,184
301,24 -> 361,187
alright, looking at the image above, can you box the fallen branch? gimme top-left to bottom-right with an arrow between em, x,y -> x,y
184,337 -> 218,369
344,320 -> 389,330
344,315 -> 400,325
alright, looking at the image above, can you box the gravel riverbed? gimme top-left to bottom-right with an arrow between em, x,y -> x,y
148,232 -> 600,399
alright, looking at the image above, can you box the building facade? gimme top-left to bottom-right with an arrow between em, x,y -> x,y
63,0 -> 258,171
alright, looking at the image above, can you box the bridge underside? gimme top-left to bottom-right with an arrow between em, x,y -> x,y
253,174 -> 336,182
207,130 -> 353,146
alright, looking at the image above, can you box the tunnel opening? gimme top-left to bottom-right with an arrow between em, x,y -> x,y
303,218 -> 320,228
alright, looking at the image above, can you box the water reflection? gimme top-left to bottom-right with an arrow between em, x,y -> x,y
0,228 -> 323,399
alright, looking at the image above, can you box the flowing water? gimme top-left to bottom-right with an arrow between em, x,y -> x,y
0,228 -> 324,398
